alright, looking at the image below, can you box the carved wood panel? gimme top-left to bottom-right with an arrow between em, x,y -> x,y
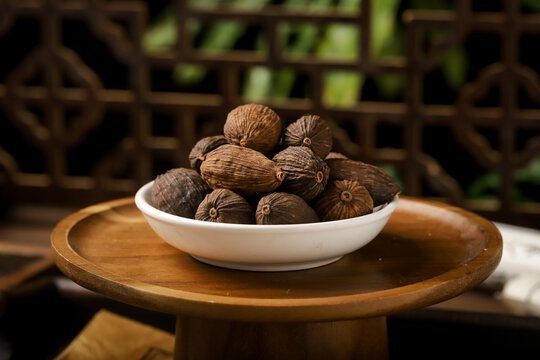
1,0 -> 539,228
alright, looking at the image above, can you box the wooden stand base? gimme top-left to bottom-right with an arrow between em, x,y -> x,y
174,315 -> 388,360
52,197 -> 502,360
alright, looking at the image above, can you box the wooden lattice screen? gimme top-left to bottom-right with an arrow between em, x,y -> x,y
1,0 -> 539,228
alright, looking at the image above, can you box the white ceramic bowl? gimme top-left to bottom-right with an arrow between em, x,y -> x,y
135,181 -> 398,272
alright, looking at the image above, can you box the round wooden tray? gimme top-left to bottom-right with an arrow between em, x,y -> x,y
51,196 -> 502,323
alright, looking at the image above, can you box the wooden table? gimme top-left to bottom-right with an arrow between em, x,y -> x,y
51,196 -> 502,360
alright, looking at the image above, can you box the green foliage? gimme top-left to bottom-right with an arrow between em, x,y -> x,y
516,155 -> 540,185
466,155 -> 540,202
318,19 -> 362,107
371,20 -> 404,100
372,0 -> 470,98
521,0 -> 540,12
380,164 -> 404,192
244,0 -> 333,102
372,0 -> 401,56
143,7 -> 177,52
142,0 -> 475,99
466,172 -> 499,200
142,0 -> 403,104
440,46 -> 468,91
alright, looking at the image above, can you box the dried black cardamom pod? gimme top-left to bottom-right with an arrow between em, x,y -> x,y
196,188 -> 255,224
325,158 -> 400,206
325,151 -> 348,160
256,192 -> 319,224
272,146 -> 329,201
189,135 -> 228,172
151,168 -> 211,218
200,144 -> 285,195
315,180 -> 373,221
224,104 -> 282,155
282,114 -> 333,159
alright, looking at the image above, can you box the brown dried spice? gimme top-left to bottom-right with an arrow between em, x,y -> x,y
200,144 -> 285,195
272,146 -> 329,201
189,135 -> 228,172
256,192 -> 319,225
151,168 -> 211,218
325,151 -> 348,160
325,158 -> 400,206
315,180 -> 373,221
282,115 -> 333,159
195,189 -> 255,224
224,104 -> 282,155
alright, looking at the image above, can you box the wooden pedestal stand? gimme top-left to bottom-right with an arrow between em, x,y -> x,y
52,196 -> 502,360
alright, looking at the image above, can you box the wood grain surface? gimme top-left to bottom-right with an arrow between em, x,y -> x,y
51,196 -> 502,322
174,315 -> 388,360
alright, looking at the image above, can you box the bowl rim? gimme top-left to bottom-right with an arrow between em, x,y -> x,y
135,181 -> 399,230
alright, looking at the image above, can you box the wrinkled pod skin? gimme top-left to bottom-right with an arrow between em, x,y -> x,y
272,146 -> 329,201
282,114 -> 333,159
325,158 -> 400,207
315,180 -> 373,222
196,188 -> 255,224
200,144 -> 285,196
256,192 -> 319,224
151,168 -> 211,218
325,151 -> 348,160
188,135 -> 228,172
224,104 -> 282,155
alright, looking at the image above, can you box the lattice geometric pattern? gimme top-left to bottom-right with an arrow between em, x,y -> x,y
0,0 -> 539,228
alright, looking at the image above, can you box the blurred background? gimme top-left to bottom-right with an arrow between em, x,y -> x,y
1,0 -> 539,225
1,0 -> 540,359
